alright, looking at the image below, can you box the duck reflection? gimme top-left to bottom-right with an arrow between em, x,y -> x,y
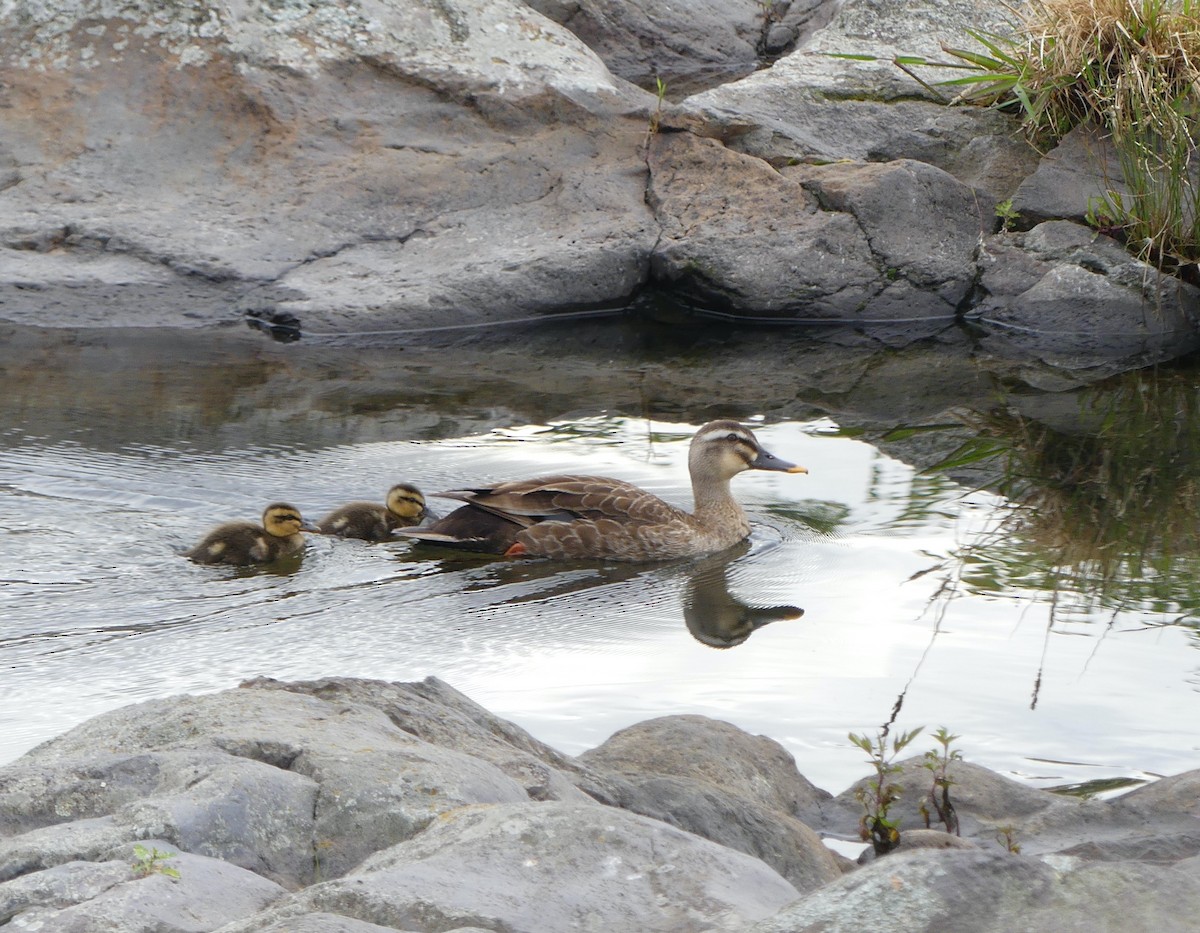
682,546 -> 803,648
404,539 -> 802,649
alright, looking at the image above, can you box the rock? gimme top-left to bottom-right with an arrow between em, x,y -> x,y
747,846 -> 1200,933
578,714 -> 842,891
786,158 -> 991,314
596,772 -> 843,893
3,679 -> 1200,932
0,683 -> 536,887
647,135 -> 988,321
581,714 -> 833,819
246,915 -> 415,933
221,802 -> 801,933
0,0 -> 1195,356
1012,124 -> 1127,226
0,844 -> 285,933
646,132 -> 878,318
242,675 -> 634,806
525,0 -> 768,95
970,221 -> 1200,382
0,0 -> 658,331
683,0 -> 1040,199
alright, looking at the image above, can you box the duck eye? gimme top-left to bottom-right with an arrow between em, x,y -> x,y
726,433 -> 739,442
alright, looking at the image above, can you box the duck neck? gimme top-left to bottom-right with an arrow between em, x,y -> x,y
691,472 -> 745,526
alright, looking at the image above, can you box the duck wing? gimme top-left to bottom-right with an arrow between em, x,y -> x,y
401,475 -> 687,557
440,475 -> 684,523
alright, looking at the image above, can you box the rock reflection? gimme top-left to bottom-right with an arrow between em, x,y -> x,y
934,366 -> 1200,616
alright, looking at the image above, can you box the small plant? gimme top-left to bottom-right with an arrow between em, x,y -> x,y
996,825 -> 1022,853
131,844 -> 180,879
994,198 -> 1020,232
919,726 -> 963,835
849,726 -> 923,856
643,75 -> 668,157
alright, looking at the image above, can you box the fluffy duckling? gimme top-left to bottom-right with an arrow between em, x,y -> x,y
316,483 -> 429,542
400,420 -> 807,561
186,502 -> 317,566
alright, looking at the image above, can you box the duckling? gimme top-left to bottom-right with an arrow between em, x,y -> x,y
186,502 -> 318,566
399,420 -> 807,561
316,483 -> 429,542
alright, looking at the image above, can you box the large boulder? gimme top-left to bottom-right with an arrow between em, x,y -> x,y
0,0 -> 658,331
0,681 -> 539,887
682,0 -> 1040,199
220,802 -> 801,933
580,714 -> 841,891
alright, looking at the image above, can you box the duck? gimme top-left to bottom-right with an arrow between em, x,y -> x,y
399,420 -> 807,561
316,483 -> 430,542
185,502 -> 318,566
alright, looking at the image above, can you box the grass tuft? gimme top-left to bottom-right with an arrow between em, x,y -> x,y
940,0 -> 1200,268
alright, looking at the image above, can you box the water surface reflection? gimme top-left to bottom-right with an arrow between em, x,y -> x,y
1,323 -> 1198,797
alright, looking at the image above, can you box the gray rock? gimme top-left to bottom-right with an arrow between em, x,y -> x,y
242,675 -> 619,805
647,135 -> 987,320
644,132 -> 872,317
1,684 -> 535,887
786,158 -> 991,312
0,858 -> 130,924
747,845 -> 1200,933
0,0 -> 1194,356
970,221 -> 1200,379
0,845 -> 285,933
526,0 -> 768,95
575,713 -> 845,891
581,713 -> 833,819
243,914 -> 415,933
0,0 -> 658,332
223,802 -> 801,933
4,678 -> 1200,933
683,0 -> 1039,198
1012,124 -> 1127,225
598,772 -> 843,893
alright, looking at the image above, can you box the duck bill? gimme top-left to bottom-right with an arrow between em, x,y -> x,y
300,520 -> 321,533
751,448 -> 808,474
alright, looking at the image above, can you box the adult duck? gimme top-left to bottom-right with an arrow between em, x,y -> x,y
185,502 -> 318,566
399,420 -> 806,561
317,483 -> 429,542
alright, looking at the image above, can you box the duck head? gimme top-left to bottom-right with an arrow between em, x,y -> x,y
261,502 -> 319,537
688,420 -> 808,480
386,484 -> 428,522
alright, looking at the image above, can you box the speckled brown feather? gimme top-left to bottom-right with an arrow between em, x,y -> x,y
400,421 -> 805,561
431,475 -> 701,560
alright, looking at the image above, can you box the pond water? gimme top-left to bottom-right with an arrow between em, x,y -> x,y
1,316 -> 1198,796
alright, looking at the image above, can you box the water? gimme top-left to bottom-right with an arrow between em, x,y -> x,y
1,319 -> 1198,796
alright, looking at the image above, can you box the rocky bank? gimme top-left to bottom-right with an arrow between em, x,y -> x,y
1,676 -> 1198,932
0,0 -> 1197,370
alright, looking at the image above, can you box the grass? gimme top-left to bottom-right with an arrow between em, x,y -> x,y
834,1 -> 1200,271
941,0 -> 1200,270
